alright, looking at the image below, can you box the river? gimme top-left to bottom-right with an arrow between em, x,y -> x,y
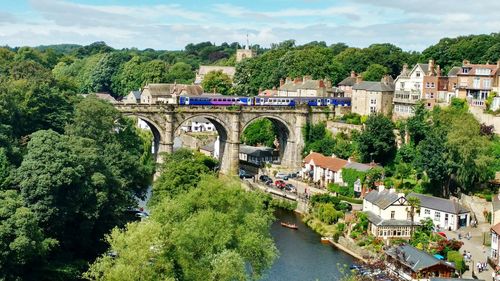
262,209 -> 355,281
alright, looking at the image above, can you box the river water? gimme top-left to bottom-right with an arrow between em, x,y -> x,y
262,209 -> 355,281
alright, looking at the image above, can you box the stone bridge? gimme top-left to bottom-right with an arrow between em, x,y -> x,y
114,104 -> 334,174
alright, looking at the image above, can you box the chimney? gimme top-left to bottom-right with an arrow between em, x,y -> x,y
303,75 -> 312,83
402,63 -> 408,74
355,74 -> 363,84
294,77 -> 302,84
497,60 -> 500,68
285,77 -> 291,84
428,59 -> 435,76
463,59 -> 470,66
319,79 -> 325,88
348,157 -> 353,163
378,185 -> 385,192
258,87 -> 262,95
436,65 -> 441,76
350,70 -> 356,78
279,78 -> 285,87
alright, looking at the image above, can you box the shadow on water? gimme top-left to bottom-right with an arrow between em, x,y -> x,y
261,208 -> 355,281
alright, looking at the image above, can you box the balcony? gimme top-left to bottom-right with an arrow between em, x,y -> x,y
393,90 -> 421,104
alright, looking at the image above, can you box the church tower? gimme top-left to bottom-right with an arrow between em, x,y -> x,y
236,34 -> 256,62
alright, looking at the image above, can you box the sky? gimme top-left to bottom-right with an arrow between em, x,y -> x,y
0,0 -> 499,51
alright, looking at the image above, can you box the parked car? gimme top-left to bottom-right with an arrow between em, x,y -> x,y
239,169 -> 253,179
274,180 -> 286,189
265,179 -> 273,186
275,172 -> 289,180
259,175 -> 271,182
284,183 -> 297,193
287,172 -> 298,178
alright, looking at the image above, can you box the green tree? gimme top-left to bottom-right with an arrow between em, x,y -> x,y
361,64 -> 389,81
407,196 -> 420,237
202,70 -> 233,95
355,114 -> 396,165
241,118 -> 277,147
86,176 -> 277,281
165,61 -> 194,84
152,149 -> 218,203
406,103 -> 430,145
0,190 -> 57,280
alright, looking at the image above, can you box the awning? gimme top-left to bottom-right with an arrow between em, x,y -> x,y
433,254 -> 444,260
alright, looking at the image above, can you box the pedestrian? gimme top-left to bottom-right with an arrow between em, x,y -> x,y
467,232 -> 471,240
458,232 -> 462,239
492,271 -> 496,281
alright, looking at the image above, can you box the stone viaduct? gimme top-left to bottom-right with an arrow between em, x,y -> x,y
114,104 -> 334,175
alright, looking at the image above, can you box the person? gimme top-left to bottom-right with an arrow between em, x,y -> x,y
459,232 -> 462,239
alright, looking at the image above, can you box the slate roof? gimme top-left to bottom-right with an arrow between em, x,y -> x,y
130,90 -> 141,100
200,140 -> 215,153
191,117 -> 211,124
240,145 -> 274,158
352,81 -> 394,92
417,63 -> 430,74
365,211 -> 415,226
303,152 -> 348,172
386,244 -> 454,272
280,79 -> 325,91
338,76 -> 356,86
143,83 -> 203,96
364,189 -> 401,209
458,63 -> 499,76
447,66 -> 461,77
344,162 -> 373,172
407,193 -> 469,214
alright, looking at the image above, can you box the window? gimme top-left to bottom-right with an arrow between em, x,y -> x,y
370,99 -> 377,105
400,82 -> 405,89
453,83 -> 457,89
473,78 -> 480,88
484,79 -> 491,89
370,106 -> 376,113
391,211 -> 395,219
462,68 -> 469,74
431,82 -> 435,88
434,211 -> 441,221
416,71 -> 421,77
424,209 -> 430,215
476,68 -> 491,75
426,82 -> 430,88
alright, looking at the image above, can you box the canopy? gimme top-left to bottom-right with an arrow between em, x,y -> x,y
433,254 -> 444,260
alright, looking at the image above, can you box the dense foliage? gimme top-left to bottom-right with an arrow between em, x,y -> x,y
86,175 -> 278,281
241,118 -> 277,147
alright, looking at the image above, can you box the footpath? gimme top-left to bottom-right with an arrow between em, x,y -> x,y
444,222 -> 491,280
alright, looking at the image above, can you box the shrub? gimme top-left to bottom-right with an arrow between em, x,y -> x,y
447,251 -> 465,274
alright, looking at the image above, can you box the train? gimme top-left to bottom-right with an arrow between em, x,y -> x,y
177,96 -> 351,107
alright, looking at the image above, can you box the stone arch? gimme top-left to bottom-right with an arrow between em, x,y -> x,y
123,114 -> 164,160
241,115 -> 296,168
173,113 -> 234,174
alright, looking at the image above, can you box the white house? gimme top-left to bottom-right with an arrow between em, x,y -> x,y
363,186 -> 416,239
123,90 -> 141,104
491,223 -> 500,267
407,192 -> 470,231
181,117 -> 216,133
393,63 -> 428,118
301,152 -> 348,188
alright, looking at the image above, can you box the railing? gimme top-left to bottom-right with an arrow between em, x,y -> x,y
469,99 -> 485,107
393,90 -> 421,104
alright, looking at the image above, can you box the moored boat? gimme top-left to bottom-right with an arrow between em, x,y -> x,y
280,222 -> 298,229
320,237 -> 331,243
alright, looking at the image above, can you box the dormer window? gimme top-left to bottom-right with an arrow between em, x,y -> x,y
476,68 -> 491,75
462,68 -> 469,74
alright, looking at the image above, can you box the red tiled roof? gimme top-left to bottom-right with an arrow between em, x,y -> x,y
303,152 -> 348,172
492,223 -> 500,235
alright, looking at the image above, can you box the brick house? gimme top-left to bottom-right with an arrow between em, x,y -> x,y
456,60 -> 499,107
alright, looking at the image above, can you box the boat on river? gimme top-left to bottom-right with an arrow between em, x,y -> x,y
321,237 -> 332,244
280,222 -> 298,229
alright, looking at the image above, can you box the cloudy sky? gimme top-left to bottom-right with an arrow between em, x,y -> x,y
1,0 -> 498,51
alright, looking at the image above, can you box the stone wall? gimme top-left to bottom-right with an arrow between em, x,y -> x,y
460,194 -> 491,223
336,236 -> 376,260
326,121 -> 362,135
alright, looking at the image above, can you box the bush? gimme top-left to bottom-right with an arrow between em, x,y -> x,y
447,251 -> 465,274
337,195 -> 363,204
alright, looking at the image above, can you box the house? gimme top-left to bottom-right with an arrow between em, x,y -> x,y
276,76 -> 343,97
182,117 -> 216,133
195,66 -> 236,85
385,244 -> 455,280
446,66 -> 461,102
236,44 -> 256,62
337,71 -> 357,97
351,75 -> 394,116
363,186 -> 416,239
491,223 -> 500,268
392,61 -> 450,119
301,152 -> 348,187
239,145 -> 278,166
456,60 -> 499,107
140,83 -> 203,104
123,90 -> 141,104
407,192 -> 470,231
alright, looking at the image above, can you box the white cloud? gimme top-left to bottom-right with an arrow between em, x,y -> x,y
0,0 -> 497,51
